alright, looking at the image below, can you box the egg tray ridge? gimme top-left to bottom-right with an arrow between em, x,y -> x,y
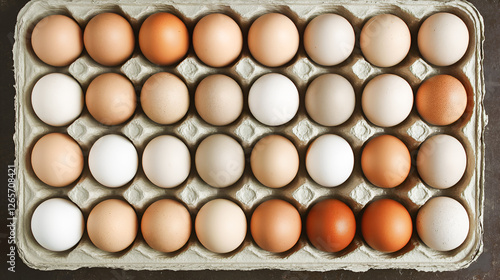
13,0 -> 486,272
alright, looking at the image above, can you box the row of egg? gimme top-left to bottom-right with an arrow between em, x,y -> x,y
31,11 -> 469,69
31,132 -> 466,191
32,71 -> 468,129
31,196 -> 469,256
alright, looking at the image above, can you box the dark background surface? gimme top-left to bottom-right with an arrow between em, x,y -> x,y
1,0 -> 499,279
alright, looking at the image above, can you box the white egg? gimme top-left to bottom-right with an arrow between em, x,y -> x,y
362,74 -> 413,127
418,13 -> 469,66
31,198 -> 84,252
305,74 -> 355,126
88,134 -> 138,188
417,134 -> 467,189
417,196 -> 469,251
195,134 -> 245,188
195,199 -> 247,254
142,135 -> 191,188
31,73 -> 83,126
249,73 -> 299,126
304,14 -> 355,66
306,134 -> 354,187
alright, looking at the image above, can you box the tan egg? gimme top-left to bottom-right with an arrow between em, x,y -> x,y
31,15 -> 83,67
84,13 -> 135,66
250,135 -> 299,188
250,199 -> 301,253
194,74 -> 243,126
86,73 -> 136,126
141,199 -> 191,253
193,13 -> 242,67
31,133 -> 83,187
141,72 -> 189,125
139,13 -> 189,65
361,135 -> 411,188
248,13 -> 299,67
87,199 -> 138,253
416,75 -> 467,126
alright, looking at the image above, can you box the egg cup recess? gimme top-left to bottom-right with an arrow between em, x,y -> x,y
15,0 -> 485,272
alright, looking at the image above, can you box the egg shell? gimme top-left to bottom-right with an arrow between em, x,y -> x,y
87,199 -> 138,253
31,15 -> 83,66
31,198 -> 84,252
250,199 -> 301,253
195,199 -> 247,254
193,13 -> 243,67
139,12 -> 189,65
83,13 -> 135,66
141,199 -> 191,253
361,198 -> 413,253
306,199 -> 356,253
31,133 -> 84,187
416,74 -> 468,126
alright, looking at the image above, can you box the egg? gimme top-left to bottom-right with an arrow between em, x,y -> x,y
360,14 -> 411,67
416,134 -> 467,189
88,134 -> 138,188
361,74 -> 413,127
251,199 -> 301,253
86,73 -> 136,126
416,74 -> 468,126
361,135 -> 411,188
195,134 -> 245,188
141,199 -> 191,253
195,199 -> 247,254
248,13 -> 299,67
31,133 -> 84,187
305,74 -> 355,126
142,135 -> 191,188
304,14 -> 355,66
194,74 -> 243,126
140,72 -> 189,125
416,196 -> 469,251
250,135 -> 299,188
306,199 -> 356,253
306,134 -> 354,187
249,73 -> 299,126
139,12 -> 189,65
31,198 -> 84,252
31,73 -> 83,126
193,13 -> 243,67
418,12 -> 469,66
83,13 -> 135,66
87,199 -> 138,253
361,199 -> 412,253
31,15 -> 83,66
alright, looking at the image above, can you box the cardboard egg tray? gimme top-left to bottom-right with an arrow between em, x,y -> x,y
13,0 -> 485,272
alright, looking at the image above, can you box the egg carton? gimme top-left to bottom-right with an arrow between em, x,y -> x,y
13,0 -> 485,272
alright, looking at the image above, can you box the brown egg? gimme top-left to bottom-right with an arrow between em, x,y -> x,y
31,15 -> 83,67
416,74 -> 468,126
250,199 -> 301,253
31,133 -> 83,187
140,72 -> 189,125
306,199 -> 356,253
86,73 -> 136,126
250,135 -> 299,188
248,13 -> 299,67
139,13 -> 189,65
361,199 -> 412,253
141,199 -> 191,253
194,74 -> 243,126
361,135 -> 411,188
84,13 -> 135,66
193,13 -> 242,67
87,199 -> 138,253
